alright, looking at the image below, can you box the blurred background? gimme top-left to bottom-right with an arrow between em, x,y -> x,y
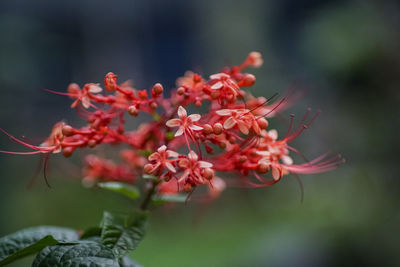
0,0 -> 399,266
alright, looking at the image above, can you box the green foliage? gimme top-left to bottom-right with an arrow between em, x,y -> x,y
32,241 -> 118,267
0,226 -> 78,266
100,211 -> 148,258
98,182 -> 140,200
152,194 -> 187,205
0,211 -> 147,266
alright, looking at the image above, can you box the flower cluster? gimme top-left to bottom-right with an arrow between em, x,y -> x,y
0,52 -> 343,200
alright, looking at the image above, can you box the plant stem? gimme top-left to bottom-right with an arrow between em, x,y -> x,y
140,180 -> 158,211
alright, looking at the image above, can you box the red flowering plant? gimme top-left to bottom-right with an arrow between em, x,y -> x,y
0,52 -> 343,266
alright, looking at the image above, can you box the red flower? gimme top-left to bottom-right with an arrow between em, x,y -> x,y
145,145 -> 179,175
166,106 -> 202,137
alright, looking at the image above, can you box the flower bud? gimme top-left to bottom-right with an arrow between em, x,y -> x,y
88,139 -> 97,148
247,51 -> 263,67
62,125 -> 74,137
213,123 -> 223,135
193,74 -> 202,83
128,106 -> 138,117
202,124 -> 213,135
104,72 -> 117,91
257,163 -> 270,174
238,155 -> 247,163
62,146 -> 74,158
205,145 -> 214,154
239,74 -> 255,87
138,90 -> 148,100
144,164 -> 153,174
218,142 -> 226,149
67,83 -> 80,96
203,168 -> 214,180
184,183 -> 192,193
257,117 -> 268,129
177,87 -> 185,95
152,83 -> 163,95
150,101 -> 158,109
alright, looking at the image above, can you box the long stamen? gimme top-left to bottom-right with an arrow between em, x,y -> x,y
284,114 -> 295,139
41,88 -> 75,97
0,128 -> 54,152
291,173 -> 304,203
257,97 -> 286,119
0,150 -> 43,155
43,153 -> 51,187
27,154 -> 45,189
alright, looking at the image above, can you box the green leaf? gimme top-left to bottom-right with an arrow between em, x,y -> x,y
0,226 -> 78,266
100,211 -> 148,258
32,241 -> 119,267
152,194 -> 187,205
98,182 -> 140,200
142,174 -> 158,180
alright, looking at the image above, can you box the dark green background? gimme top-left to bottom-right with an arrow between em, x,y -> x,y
0,0 -> 399,266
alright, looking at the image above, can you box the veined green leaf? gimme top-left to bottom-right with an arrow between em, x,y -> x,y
0,226 -> 78,266
32,241 -> 118,267
100,211 -> 148,258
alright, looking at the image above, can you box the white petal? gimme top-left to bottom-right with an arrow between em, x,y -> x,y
177,106 -> 187,118
167,150 -> 179,158
148,152 -> 159,161
272,166 -> 282,181
190,124 -> 203,131
216,109 -> 232,116
209,177 -> 226,197
157,145 -> 167,153
89,84 -> 102,93
188,150 -> 198,161
223,117 -> 236,129
281,155 -> 293,165
165,162 -> 176,173
256,151 -> 270,156
210,73 -> 230,80
82,97 -> 90,109
166,118 -> 181,127
238,121 -> 249,135
268,129 -> 278,140
198,161 -> 213,168
188,114 -> 201,122
210,81 -> 223,90
175,127 -> 184,136
258,157 -> 271,165
252,121 -> 261,134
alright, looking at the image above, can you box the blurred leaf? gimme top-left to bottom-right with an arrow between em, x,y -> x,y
120,257 -> 142,267
152,194 -> 187,205
142,174 -> 158,180
98,182 -> 140,200
100,211 -> 148,258
32,241 -> 118,267
80,227 -> 102,240
0,226 -> 78,266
